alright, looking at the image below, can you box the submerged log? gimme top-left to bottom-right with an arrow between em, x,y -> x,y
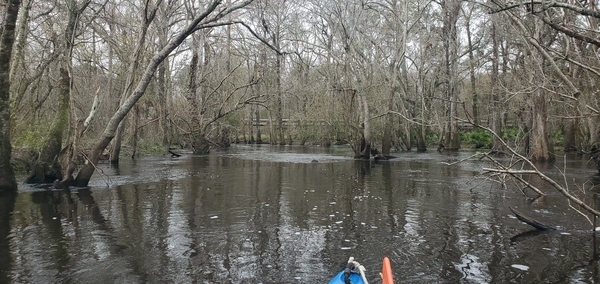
510,207 -> 557,231
168,149 -> 181,158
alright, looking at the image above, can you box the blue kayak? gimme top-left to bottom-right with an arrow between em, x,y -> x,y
328,270 -> 365,284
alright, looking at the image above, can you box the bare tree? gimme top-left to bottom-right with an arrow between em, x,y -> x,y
71,0 -> 254,187
26,0 -> 92,184
110,0 -> 161,164
441,0 -> 462,151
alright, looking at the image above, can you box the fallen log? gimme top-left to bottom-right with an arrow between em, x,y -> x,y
509,207 -> 557,231
168,149 -> 181,158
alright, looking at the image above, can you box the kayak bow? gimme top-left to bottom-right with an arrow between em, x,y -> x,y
328,257 -> 368,284
328,270 -> 366,284
329,257 -> 394,284
380,257 -> 394,284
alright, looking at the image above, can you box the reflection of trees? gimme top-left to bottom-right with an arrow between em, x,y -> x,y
0,191 -> 17,284
8,149 -> 600,282
6,188 -> 143,283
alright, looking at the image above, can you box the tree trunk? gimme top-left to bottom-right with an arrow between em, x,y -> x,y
110,3 -> 157,164
276,52 -> 284,145
531,89 -> 553,162
360,93 -> 371,159
442,0 -> 461,150
381,87 -> 394,155
416,71 -> 427,152
355,92 -> 371,159
8,0 -> 30,81
0,0 -> 20,191
466,10 -> 479,128
157,59 -> 170,146
255,106 -> 262,144
74,0 -> 236,186
563,118 -> 578,152
188,47 -> 205,154
0,190 -> 17,282
110,121 -> 126,164
490,18 -> 505,152
26,68 -> 70,183
131,104 -> 140,159
157,1 -> 170,147
415,124 -> 427,152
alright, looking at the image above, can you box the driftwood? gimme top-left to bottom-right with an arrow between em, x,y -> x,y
168,149 -> 181,158
510,207 -> 557,231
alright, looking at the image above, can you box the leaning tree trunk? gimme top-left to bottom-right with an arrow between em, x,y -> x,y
73,0 -> 232,187
0,0 -> 20,191
110,7 -> 155,164
26,68 -> 70,183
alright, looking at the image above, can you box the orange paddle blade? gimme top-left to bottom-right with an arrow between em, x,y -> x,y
381,257 -> 394,284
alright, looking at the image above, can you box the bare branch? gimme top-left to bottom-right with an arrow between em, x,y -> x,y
489,1 -> 600,18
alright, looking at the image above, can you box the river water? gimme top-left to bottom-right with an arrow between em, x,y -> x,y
1,145 -> 600,283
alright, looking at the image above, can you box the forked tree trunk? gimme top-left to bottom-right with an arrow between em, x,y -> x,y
0,0 -> 21,191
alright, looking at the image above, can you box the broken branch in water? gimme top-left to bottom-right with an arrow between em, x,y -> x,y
487,168 -> 600,216
510,207 -> 556,231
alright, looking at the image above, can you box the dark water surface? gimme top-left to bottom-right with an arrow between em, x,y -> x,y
2,145 -> 600,283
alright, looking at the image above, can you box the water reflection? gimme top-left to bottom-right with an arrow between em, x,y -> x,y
0,191 -> 16,284
1,146 -> 600,282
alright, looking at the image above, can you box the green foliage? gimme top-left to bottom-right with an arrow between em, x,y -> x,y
12,126 -> 47,150
461,130 -> 492,149
552,129 -> 564,145
139,144 -> 166,155
10,159 -> 28,172
425,132 -> 439,145
501,127 -> 520,142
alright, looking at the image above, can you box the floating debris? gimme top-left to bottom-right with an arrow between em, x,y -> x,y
511,264 -> 529,271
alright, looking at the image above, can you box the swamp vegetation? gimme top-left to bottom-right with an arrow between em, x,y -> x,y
1,1 -> 600,282
0,0 -> 599,239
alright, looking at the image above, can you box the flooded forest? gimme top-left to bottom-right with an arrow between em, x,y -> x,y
1,0 -> 600,282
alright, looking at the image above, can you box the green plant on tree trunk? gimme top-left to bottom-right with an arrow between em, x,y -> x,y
0,0 -> 21,191
26,68 -> 70,183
